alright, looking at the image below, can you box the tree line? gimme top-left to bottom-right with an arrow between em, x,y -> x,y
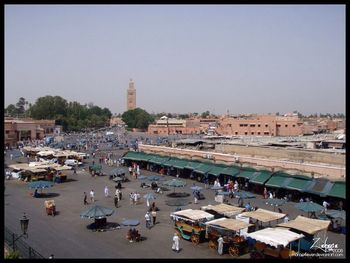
5,96 -> 112,132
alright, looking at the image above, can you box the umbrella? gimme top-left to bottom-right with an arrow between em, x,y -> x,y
28,180 -> 54,195
265,198 -> 286,211
211,185 -> 223,190
122,219 -> 140,226
217,191 -> 231,196
234,191 -> 256,199
143,193 -> 156,200
91,164 -> 102,172
80,205 -> 114,219
110,168 -> 126,176
295,201 -> 324,217
163,179 -> 186,192
148,175 -> 162,181
28,180 -> 54,189
165,198 -> 190,207
113,177 -> 123,182
325,209 -> 346,221
190,186 -> 203,191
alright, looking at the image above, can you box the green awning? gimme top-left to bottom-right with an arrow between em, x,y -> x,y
250,170 -> 273,185
327,182 -> 345,199
148,155 -> 170,165
237,169 -> 258,180
184,161 -> 202,170
137,153 -> 153,162
163,159 -> 176,167
221,166 -> 240,177
208,165 -> 227,177
265,174 -> 290,188
171,158 -> 189,169
123,151 -> 151,161
284,177 -> 312,191
193,163 -> 214,174
304,179 -> 334,197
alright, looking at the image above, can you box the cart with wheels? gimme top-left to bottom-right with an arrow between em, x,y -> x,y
246,227 -> 304,259
170,209 -> 214,245
205,218 -> 253,256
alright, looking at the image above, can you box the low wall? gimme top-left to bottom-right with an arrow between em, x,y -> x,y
215,144 -> 345,166
138,144 -> 345,181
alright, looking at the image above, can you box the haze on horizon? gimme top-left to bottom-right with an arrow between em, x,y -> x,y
5,5 -> 345,116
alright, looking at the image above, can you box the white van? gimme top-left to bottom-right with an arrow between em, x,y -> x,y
64,159 -> 80,166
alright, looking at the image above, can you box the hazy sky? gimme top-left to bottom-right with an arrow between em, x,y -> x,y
5,5 -> 345,115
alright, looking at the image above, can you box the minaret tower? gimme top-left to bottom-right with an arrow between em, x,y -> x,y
127,79 -> 136,111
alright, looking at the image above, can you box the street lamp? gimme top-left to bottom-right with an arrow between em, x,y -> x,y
11,213 -> 29,250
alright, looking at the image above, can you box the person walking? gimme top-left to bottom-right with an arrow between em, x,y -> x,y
263,187 -> 268,199
172,232 -> 180,252
114,194 -> 119,208
217,236 -> 224,255
194,191 -> 198,204
145,211 -> 151,229
283,214 -> 289,223
83,192 -> 88,205
104,186 -> 109,197
323,200 -> 330,212
90,189 -> 95,203
151,210 -> 157,225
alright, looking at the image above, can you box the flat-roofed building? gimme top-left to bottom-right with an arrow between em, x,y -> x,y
4,117 -> 58,147
216,114 -> 303,136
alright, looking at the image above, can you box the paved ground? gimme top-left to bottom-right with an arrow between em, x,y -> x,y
4,150 -> 346,259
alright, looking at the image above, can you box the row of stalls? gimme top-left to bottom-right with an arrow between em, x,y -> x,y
8,162 -> 72,183
23,146 -> 88,164
122,151 -> 345,207
170,203 -> 331,258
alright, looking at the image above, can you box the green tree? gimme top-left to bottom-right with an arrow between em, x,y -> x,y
201,110 -> 210,118
16,97 -> 27,115
30,96 -> 68,119
5,104 -> 19,116
122,108 -> 154,129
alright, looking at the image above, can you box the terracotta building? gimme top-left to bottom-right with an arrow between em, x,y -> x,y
4,118 -> 57,147
216,114 -> 303,136
127,79 -> 136,111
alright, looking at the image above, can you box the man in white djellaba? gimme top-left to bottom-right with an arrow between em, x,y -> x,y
172,232 -> 180,252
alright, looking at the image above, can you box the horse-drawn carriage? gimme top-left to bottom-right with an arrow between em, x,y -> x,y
170,209 -> 214,244
205,218 -> 253,256
44,200 -> 56,216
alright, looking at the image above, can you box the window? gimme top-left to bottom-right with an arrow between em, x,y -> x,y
6,130 -> 10,134
257,132 -> 261,135
239,124 -> 244,127
277,124 -> 281,127
264,132 -> 269,135
285,124 -> 288,128
258,124 -> 261,127
251,132 -> 254,135
250,124 -> 255,127
292,125 -> 296,127
245,132 -> 248,135
265,124 -> 268,127
235,132 -> 238,135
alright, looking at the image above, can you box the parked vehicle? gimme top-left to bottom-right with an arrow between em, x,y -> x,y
170,209 -> 214,244
64,159 -> 79,166
205,218 -> 252,256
